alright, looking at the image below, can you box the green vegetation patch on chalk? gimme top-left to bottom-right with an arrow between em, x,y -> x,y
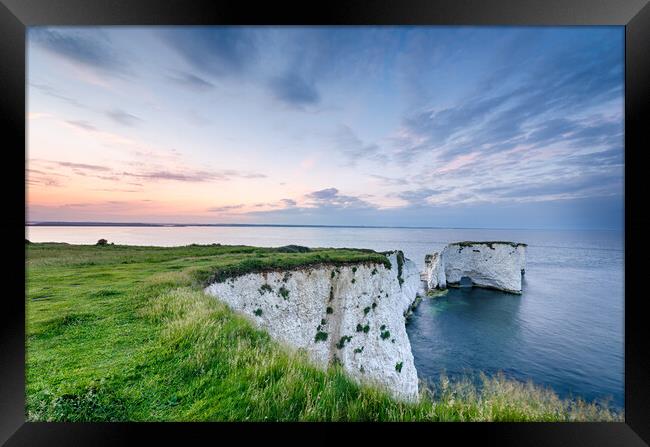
259,284 -> 273,294
426,289 -> 449,299
194,246 -> 390,285
396,251 -> 405,286
336,336 -> 353,350
451,241 -> 528,249
314,331 -> 328,343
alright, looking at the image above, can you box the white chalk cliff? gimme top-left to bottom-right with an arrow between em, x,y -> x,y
204,251 -> 421,401
426,241 -> 527,294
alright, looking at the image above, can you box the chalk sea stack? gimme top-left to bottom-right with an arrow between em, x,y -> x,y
424,241 -> 527,294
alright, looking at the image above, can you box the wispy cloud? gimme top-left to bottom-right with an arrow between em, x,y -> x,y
333,125 -> 386,166
304,187 -> 374,209
105,109 -> 143,127
122,168 -> 266,183
54,161 -> 110,172
26,168 -> 64,188
160,27 -> 257,78
30,28 -> 126,74
393,187 -> 455,206
29,82 -> 86,108
167,71 -> 215,91
30,158 -> 266,186
369,175 -> 406,187
393,32 -> 623,165
65,120 -> 97,131
269,73 -> 320,107
207,204 -> 245,213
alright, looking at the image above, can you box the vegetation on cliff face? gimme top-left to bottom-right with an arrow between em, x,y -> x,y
26,243 -> 621,422
451,241 -> 528,249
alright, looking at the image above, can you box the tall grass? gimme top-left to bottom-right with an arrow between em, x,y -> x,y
26,243 -> 623,422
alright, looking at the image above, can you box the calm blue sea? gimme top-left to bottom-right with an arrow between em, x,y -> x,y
26,225 -> 624,408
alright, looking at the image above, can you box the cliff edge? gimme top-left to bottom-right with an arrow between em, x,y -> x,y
205,250 -> 421,401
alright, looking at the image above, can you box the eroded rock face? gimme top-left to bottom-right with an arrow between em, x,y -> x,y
441,242 -> 527,294
423,252 -> 446,290
204,251 -> 421,402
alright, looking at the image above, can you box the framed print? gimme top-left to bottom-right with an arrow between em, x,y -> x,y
2,0 -> 649,445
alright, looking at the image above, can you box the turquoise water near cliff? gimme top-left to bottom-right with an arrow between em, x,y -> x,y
26,225 -> 624,408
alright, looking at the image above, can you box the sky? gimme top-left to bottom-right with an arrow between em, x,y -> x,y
26,26 -> 624,230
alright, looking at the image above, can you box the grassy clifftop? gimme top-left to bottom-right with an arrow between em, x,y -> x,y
26,243 -> 621,421
27,242 -> 391,286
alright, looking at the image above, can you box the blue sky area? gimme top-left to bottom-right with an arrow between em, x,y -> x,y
27,26 -> 624,229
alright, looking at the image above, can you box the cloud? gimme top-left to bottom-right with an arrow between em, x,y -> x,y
306,188 -> 338,200
401,94 -> 511,157
160,28 -> 326,107
26,168 -> 64,188
160,27 -> 257,77
29,82 -> 86,108
30,158 -> 266,186
29,28 -> 125,73
269,73 -> 320,107
65,120 -> 97,131
60,202 -> 93,208
207,204 -> 245,213
91,188 -> 142,193
304,187 -> 373,209
393,31 -> 623,165
185,109 -> 212,127
105,109 -> 143,127
263,29 -> 396,108
333,125 -> 386,166
236,188 -> 376,223
369,175 -> 406,187
478,170 -> 623,202
122,168 -> 266,183
167,71 -> 215,90
379,29 -> 624,214
28,160 -> 111,185
207,199 -> 298,214
54,161 -> 111,172
394,187 -> 454,206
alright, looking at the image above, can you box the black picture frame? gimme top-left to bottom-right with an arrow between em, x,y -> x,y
2,0 -> 648,445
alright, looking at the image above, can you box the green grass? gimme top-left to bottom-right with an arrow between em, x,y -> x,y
451,241 -> 528,248
26,243 -> 622,422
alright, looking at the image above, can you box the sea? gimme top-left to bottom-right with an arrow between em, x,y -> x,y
26,225 -> 624,408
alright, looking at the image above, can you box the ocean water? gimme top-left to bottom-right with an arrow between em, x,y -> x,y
26,225 -> 624,408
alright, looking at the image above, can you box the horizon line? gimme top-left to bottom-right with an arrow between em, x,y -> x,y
25,221 -> 622,232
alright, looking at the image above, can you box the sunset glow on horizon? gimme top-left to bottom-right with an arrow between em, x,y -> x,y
27,26 -> 624,229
